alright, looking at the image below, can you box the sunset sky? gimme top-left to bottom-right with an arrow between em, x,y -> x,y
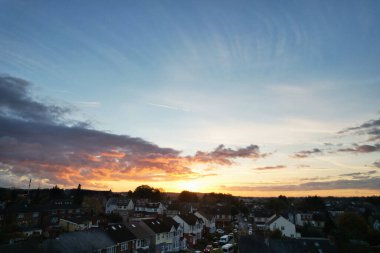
0,0 -> 380,197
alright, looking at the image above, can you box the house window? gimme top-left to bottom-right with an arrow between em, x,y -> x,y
281,226 -> 285,230
121,242 -> 128,251
106,246 -> 116,253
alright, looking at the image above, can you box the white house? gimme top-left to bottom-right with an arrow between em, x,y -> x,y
135,200 -> 165,215
266,215 -> 297,238
194,211 -> 216,233
143,218 -> 181,253
173,214 -> 203,247
105,197 -> 134,214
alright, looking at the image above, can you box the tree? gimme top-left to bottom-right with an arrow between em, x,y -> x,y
133,185 -> 162,201
336,212 -> 369,241
177,191 -> 198,203
296,196 -> 325,212
49,185 -> 64,199
73,184 -> 83,205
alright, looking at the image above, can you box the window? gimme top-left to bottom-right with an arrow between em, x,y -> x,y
281,226 -> 285,230
106,246 -> 116,253
121,242 -> 128,251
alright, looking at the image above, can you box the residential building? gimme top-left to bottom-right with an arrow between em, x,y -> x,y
173,213 -> 203,247
266,215 -> 297,238
194,211 -> 216,233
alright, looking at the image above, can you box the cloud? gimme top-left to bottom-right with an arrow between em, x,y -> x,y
292,148 -> 322,158
254,165 -> 286,170
374,161 -> 380,168
0,76 -> 70,123
338,117 -> 380,141
191,144 -> 267,166
338,118 -> 380,134
337,144 -> 380,153
221,177 -> 380,192
0,76 -> 264,189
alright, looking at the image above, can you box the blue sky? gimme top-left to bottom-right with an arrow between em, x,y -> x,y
0,0 -> 380,195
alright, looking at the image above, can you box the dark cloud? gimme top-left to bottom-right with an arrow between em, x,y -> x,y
338,117 -> 380,141
221,177 -> 380,192
0,76 -> 264,188
0,76 -> 70,123
337,144 -> 380,153
191,144 -> 267,165
254,165 -> 286,170
340,170 -> 377,179
292,148 -> 322,158
338,118 -> 380,134
374,161 -> 380,168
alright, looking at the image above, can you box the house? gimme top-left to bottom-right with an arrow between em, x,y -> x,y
134,200 -> 165,217
142,218 -> 179,253
125,221 -> 154,252
253,209 -> 274,230
238,235 -> 337,253
104,224 -> 137,253
59,216 -> 98,232
43,228 -> 115,253
194,211 -> 216,233
295,212 -> 325,228
162,217 -> 185,252
105,197 -> 134,214
266,215 -> 297,238
173,213 -> 203,247
6,202 -> 42,229
105,197 -> 134,222
215,207 -> 232,229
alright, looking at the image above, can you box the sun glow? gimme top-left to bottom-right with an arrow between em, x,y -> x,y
177,180 -> 202,192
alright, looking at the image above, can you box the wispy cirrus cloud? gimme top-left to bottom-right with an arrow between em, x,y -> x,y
292,148 -> 322,159
254,165 -> 286,170
0,76 -> 265,188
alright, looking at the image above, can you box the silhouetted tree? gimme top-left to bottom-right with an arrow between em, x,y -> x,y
133,185 -> 162,201
296,196 -> 325,212
73,184 -> 83,205
49,185 -> 64,199
177,191 -> 198,203
336,212 -> 369,241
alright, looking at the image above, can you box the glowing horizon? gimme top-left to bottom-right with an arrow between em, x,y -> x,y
0,1 -> 380,197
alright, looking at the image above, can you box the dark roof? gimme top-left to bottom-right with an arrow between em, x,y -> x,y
43,228 -> 114,253
266,215 -> 281,225
239,235 -> 338,253
104,224 -> 136,243
0,238 -> 42,253
125,221 -> 155,239
143,219 -> 172,233
196,210 -> 215,220
162,217 -> 180,229
178,213 -> 203,226
253,209 -> 274,218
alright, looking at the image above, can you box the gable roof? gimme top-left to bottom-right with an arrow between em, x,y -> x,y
43,229 -> 114,253
177,213 -> 203,226
105,224 -> 136,243
143,219 -> 172,233
125,221 -> 155,239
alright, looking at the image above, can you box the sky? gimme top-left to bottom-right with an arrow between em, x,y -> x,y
0,0 -> 380,197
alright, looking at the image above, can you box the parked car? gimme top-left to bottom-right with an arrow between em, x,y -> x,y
216,228 -> 225,234
221,243 -> 234,253
219,234 -> 233,245
204,245 -> 213,253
